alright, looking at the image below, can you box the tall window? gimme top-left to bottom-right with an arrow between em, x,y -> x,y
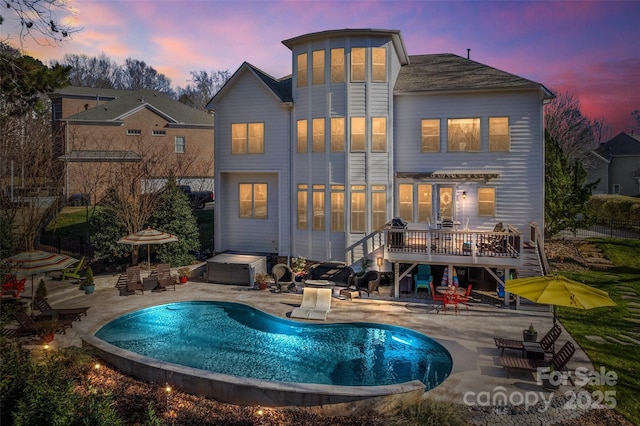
421,119 -> 440,152
312,118 -> 325,152
417,184 -> 433,223
297,119 -> 307,153
439,187 -> 453,220
478,187 -> 496,216
331,48 -> 344,83
312,50 -> 325,85
239,183 -> 267,219
232,123 -> 264,154
312,184 -> 325,230
331,185 -> 344,231
448,118 -> 480,151
351,117 -> 365,152
371,47 -> 386,82
297,53 -> 307,87
175,136 -> 185,153
372,117 -> 386,152
398,184 -> 413,222
330,117 -> 345,152
489,117 -> 510,151
372,185 -> 387,230
297,184 -> 308,229
351,47 -> 365,82
351,185 -> 366,232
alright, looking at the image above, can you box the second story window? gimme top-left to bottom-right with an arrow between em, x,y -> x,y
351,47 -> 365,82
175,136 -> 185,153
331,117 -> 345,152
331,185 -> 345,231
53,103 -> 61,120
448,118 -> 480,152
312,50 -> 325,85
312,118 -> 325,152
372,185 -> 387,230
421,119 -> 440,152
232,123 -> 264,154
152,130 -> 166,136
372,117 -> 386,152
371,47 -> 386,82
297,119 -> 307,153
331,48 -> 345,83
351,185 -> 366,232
297,53 -> 308,87
489,117 -> 510,152
127,129 -> 141,135
351,117 -> 365,152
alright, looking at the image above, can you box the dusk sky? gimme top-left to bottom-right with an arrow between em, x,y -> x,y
3,0 -> 639,136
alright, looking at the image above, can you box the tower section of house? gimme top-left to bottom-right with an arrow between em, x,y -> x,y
283,29 -> 409,262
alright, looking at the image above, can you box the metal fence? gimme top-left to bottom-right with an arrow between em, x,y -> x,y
37,234 -> 92,258
556,219 -> 640,240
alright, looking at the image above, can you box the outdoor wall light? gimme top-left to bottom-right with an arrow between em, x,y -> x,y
377,257 -> 384,267
462,191 -> 466,200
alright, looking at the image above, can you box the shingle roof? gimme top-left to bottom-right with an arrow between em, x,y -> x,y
594,132 -> 640,159
246,64 -> 292,102
395,54 -> 553,97
51,87 -> 214,126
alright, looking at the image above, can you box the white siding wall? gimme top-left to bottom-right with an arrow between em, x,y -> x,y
394,90 -> 545,234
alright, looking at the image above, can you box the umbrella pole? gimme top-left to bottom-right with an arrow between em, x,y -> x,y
147,244 -> 152,277
30,275 -> 35,315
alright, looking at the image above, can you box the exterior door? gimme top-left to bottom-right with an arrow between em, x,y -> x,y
438,187 -> 454,221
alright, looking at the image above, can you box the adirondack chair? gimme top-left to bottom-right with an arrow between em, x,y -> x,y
61,256 -> 85,281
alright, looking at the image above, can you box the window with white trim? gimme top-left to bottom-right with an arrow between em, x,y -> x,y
448,118 -> 480,151
351,47 -> 365,82
152,130 -> 166,136
127,129 -> 141,135
312,118 -> 325,152
372,185 -> 386,230
175,136 -> 185,153
312,50 -> 324,85
297,53 -> 307,87
489,117 -> 509,151
421,119 -> 440,152
331,48 -> 345,83
478,187 -> 496,216
372,117 -> 386,152
312,184 -> 325,231
297,119 -> 307,153
331,185 -> 344,232
417,184 -> 433,223
297,184 -> 308,229
351,117 -> 365,152
351,185 -> 365,232
232,123 -> 264,154
398,184 -> 413,222
371,47 -> 386,82
330,117 -> 345,152
239,183 -> 267,219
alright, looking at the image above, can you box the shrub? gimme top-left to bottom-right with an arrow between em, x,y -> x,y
587,194 -> 640,222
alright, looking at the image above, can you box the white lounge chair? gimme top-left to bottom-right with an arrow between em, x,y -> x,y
290,287 -> 318,319
308,288 -> 332,320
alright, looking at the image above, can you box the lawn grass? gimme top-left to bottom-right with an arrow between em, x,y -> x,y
555,238 -> 640,424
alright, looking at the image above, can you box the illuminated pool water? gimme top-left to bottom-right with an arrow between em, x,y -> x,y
94,301 -> 452,389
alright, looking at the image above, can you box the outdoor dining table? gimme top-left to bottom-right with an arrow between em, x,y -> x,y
435,286 -> 466,295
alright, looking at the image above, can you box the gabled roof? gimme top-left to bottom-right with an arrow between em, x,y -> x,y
50,87 -> 214,127
395,54 -> 554,98
594,132 -> 640,159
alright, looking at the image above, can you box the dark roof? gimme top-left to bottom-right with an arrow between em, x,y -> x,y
50,87 -> 214,126
594,132 -> 640,159
395,54 -> 554,98
246,63 -> 292,102
59,150 -> 142,162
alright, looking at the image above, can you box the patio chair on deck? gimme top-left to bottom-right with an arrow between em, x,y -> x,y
271,264 -> 295,293
126,266 -> 144,295
34,296 -> 89,322
156,264 -> 174,291
494,323 -> 562,355
61,256 -> 85,281
351,271 -> 381,296
290,287 -> 318,319
500,341 -> 575,378
308,288 -> 332,320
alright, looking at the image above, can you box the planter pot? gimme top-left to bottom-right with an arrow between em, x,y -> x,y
523,331 -> 538,342
257,282 -> 269,290
41,332 -> 55,344
84,284 -> 95,294
179,276 -> 188,284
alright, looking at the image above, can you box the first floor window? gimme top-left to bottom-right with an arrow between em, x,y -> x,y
239,183 -> 267,218
372,117 -> 386,152
489,117 -> 510,151
478,187 -> 496,216
331,185 -> 345,231
351,117 -> 365,152
297,184 -> 308,229
398,184 -> 413,222
331,117 -> 345,152
421,119 -> 440,152
175,136 -> 185,153
312,118 -> 325,152
372,185 -> 386,230
351,185 -> 365,232
312,184 -> 325,230
448,118 -> 480,151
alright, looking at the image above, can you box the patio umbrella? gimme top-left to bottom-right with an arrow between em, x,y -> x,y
440,266 -> 458,286
505,274 -> 616,324
6,250 -> 79,312
117,227 -> 178,276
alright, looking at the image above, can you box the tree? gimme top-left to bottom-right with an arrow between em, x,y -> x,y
88,196 -> 129,264
119,58 -> 174,96
544,90 -> 596,160
177,69 -> 230,110
61,53 -> 118,88
544,130 -> 597,238
148,177 -> 199,266
0,0 -> 81,46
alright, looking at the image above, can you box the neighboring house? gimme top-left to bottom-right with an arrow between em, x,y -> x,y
49,86 -> 214,204
585,132 -> 640,196
207,28 -> 553,295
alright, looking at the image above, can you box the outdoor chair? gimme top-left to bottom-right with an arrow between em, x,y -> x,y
126,266 -> 144,295
13,311 -> 74,336
457,284 -> 473,311
413,264 -> 433,295
61,256 -> 85,281
271,263 -> 295,293
290,287 -> 318,319
500,341 -> 575,378
1,274 -> 26,298
156,263 -> 174,291
478,223 -> 506,255
307,288 -> 332,321
351,271 -> 381,296
307,263 -> 355,287
34,296 -> 89,321
430,281 -> 445,311
494,323 -> 562,355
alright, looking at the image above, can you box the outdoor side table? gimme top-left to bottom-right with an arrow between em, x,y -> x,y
143,276 -> 159,291
340,289 -> 360,300
522,341 -> 545,360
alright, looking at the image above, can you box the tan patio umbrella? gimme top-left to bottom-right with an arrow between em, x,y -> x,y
117,227 -> 178,276
6,250 -> 79,312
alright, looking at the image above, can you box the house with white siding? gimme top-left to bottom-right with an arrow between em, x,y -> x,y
207,28 -> 554,297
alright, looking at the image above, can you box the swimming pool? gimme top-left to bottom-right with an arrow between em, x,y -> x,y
87,301 -> 452,413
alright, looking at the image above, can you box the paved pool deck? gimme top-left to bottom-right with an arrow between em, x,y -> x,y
20,270 -> 601,424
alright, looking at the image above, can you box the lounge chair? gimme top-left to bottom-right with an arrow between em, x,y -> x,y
290,287 -> 318,319
494,323 -> 562,355
308,288 -> 332,320
351,271 -> 381,296
156,263 -> 174,291
500,341 -> 575,378
34,296 -> 89,321
61,256 -> 85,281
126,266 -> 144,295
271,264 -> 295,293
13,311 -> 74,336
